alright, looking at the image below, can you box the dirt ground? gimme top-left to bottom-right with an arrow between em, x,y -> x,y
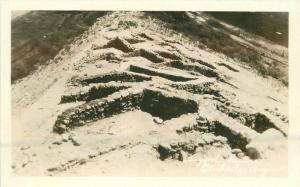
11,12 -> 288,176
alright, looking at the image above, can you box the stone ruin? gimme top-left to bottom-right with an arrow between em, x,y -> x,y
54,88 -> 198,134
52,36 -> 287,162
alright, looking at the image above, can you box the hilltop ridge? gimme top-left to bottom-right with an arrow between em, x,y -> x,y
12,11 -> 288,176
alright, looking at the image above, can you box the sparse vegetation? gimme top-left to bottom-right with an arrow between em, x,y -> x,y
207,12 -> 288,47
145,11 -> 287,85
11,11 -> 288,176
11,11 -> 108,82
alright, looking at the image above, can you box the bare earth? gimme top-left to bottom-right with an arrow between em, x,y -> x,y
11,12 -> 288,176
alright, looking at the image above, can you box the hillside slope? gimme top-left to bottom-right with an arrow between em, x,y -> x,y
11,11 -> 288,176
207,12 -> 288,47
11,11 -> 108,81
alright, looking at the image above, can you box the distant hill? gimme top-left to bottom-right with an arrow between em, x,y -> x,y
146,11 -> 288,85
207,12 -> 288,47
11,11 -> 108,82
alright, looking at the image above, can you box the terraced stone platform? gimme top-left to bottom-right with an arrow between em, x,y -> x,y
53,33 -> 287,164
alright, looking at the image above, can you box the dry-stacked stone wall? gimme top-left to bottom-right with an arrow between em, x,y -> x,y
170,82 -> 221,97
169,60 -> 221,79
54,88 -> 199,134
79,71 -> 152,85
54,88 -> 144,134
129,65 -> 196,82
60,84 -> 130,103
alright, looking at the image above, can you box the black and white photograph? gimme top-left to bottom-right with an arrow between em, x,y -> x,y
10,10 -> 289,176
1,0 -> 300,187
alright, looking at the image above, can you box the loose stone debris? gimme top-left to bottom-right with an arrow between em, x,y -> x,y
12,12 -> 288,176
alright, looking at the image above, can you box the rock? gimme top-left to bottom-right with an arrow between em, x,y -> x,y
213,142 -> 223,147
198,126 -> 209,131
203,135 -> 214,144
246,145 -> 262,159
69,136 -> 80,146
236,152 -> 245,159
54,124 -> 67,134
173,152 -> 182,161
22,163 -> 27,168
170,141 -> 179,149
197,116 -> 207,124
231,148 -> 242,154
176,129 -> 183,134
72,140 -> 81,146
238,116 -> 246,124
88,154 -> 97,159
153,117 -> 163,124
182,126 -> 193,132
78,120 -> 85,125
157,143 -> 172,160
197,116 -> 206,121
183,143 -> 196,153
281,117 -> 286,122
214,136 -> 227,144
178,150 -> 188,161
47,167 -> 58,172
52,141 -> 62,145
220,98 -> 226,103
61,134 -> 69,142
20,146 -> 31,151
229,111 -> 239,118
103,37 -> 133,53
